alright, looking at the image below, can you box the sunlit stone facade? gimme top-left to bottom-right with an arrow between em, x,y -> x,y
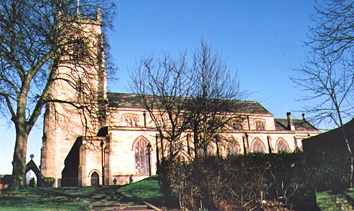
40,13 -> 320,187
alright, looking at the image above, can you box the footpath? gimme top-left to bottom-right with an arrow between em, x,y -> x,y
89,190 -> 163,211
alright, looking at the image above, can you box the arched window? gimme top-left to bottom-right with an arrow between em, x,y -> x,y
276,138 -> 290,153
226,141 -> 241,155
251,138 -> 265,153
134,137 -> 150,175
255,119 -> 266,130
122,113 -> 139,127
90,171 -> 99,186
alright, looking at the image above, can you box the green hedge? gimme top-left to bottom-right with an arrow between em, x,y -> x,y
160,152 -> 323,210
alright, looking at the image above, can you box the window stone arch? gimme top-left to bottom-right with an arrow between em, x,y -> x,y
122,113 -> 139,127
226,140 -> 241,155
26,170 -> 37,187
88,169 -> 101,186
132,136 -> 151,175
276,138 -> 290,153
251,138 -> 266,153
254,119 -> 266,130
90,171 -> 99,186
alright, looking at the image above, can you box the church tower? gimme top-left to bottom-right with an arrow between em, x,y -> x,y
40,8 -> 107,187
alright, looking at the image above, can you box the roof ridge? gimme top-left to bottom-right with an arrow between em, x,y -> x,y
107,92 -> 261,103
107,92 -> 272,115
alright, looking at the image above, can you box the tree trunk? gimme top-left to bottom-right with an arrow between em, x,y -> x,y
339,125 -> 353,187
193,132 -> 199,160
350,154 -> 354,188
11,126 -> 29,189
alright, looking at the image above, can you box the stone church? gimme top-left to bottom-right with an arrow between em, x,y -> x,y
39,10 -> 321,187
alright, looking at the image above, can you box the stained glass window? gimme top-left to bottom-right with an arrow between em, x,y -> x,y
255,120 -> 265,130
251,138 -> 265,153
226,141 -> 241,155
276,138 -> 290,153
134,137 -> 150,175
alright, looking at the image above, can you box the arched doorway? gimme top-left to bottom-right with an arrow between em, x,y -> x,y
90,172 -> 99,186
26,170 -> 37,187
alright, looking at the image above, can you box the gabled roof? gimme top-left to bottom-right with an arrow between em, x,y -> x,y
234,100 -> 271,115
302,118 -> 354,152
274,118 -> 319,132
107,92 -> 271,115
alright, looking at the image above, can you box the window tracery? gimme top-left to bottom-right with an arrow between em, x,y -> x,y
230,119 -> 243,130
150,115 -> 168,128
226,141 -> 241,155
276,138 -> 290,153
255,119 -> 265,130
122,113 -> 139,127
251,138 -> 265,153
133,137 -> 150,175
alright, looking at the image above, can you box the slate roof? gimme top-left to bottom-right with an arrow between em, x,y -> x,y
274,118 -> 319,132
107,92 -> 271,115
107,92 -> 146,108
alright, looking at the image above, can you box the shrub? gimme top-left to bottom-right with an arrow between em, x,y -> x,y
160,152 -> 321,210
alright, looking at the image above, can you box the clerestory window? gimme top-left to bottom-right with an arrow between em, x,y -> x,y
255,120 -> 265,130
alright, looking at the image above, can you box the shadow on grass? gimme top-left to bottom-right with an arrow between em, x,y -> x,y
0,176 -> 164,209
0,185 -> 124,210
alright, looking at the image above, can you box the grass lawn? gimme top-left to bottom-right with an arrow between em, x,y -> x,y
0,176 -> 163,210
116,175 -> 163,205
0,186 -> 103,211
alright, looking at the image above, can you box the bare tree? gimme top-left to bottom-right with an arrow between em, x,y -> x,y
131,41 -> 245,160
131,53 -> 193,159
293,0 -> 354,187
186,42 -> 244,159
0,0 -> 115,189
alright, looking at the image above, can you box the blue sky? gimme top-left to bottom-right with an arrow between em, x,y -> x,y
0,1 -> 317,174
